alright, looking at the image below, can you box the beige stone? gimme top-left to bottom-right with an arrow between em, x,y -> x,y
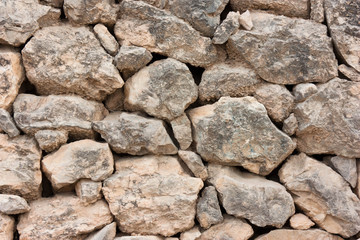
85,222 -> 116,240
324,156 -> 357,188
356,160 -> 360,198
0,194 -> 30,215
339,64 -> 360,82
178,150 -> 208,181
75,180 -> 103,206
239,10 -> 253,30
0,108 -> 20,138
293,83 -> 318,102
170,114 -> 192,150
212,11 -> 240,45
179,226 -> 201,240
196,186 -> 223,229
282,113 -> 298,136
0,213 -> 14,240
94,24 -> 120,56
34,130 -> 68,153
290,213 -> 315,230
115,237 -> 163,240
310,0 -> 325,22
255,229 -> 343,240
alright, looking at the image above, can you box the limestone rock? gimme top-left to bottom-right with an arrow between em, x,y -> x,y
22,25 -> 123,101
35,130 -> 68,152
17,194 -> 113,240
290,213 -> 315,230
170,114 -> 192,150
0,214 -> 14,240
85,222 -> 116,240
310,0 -> 325,22
180,226 -> 201,240
282,113 -> 298,136
125,59 -> 197,121
0,134 -> 42,200
239,10 -> 253,30
339,64 -> 360,82
103,155 -> 203,236
227,11 -> 338,84
75,180 -> 103,206
294,78 -> 360,158
279,153 -> 360,237
255,229 -> 343,240
293,83 -> 318,102
212,11 -> 240,45
188,97 -> 295,175
178,150 -> 208,181
323,156 -> 357,188
14,94 -> 108,139
105,88 -> 125,112
115,46 -> 152,78
42,140 -> 114,191
93,112 -> 177,155
208,164 -> 295,227
0,194 -> 30,215
0,108 -> 20,138
94,24 -> 120,56
196,186 -> 223,229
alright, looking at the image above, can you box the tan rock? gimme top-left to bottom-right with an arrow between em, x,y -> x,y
94,24 -> 120,56
85,222 -> 116,240
115,237 -> 163,240
178,150 -> 208,181
0,134 -> 42,200
310,0 -> 325,22
290,213 -> 315,230
103,155 -> 203,236
0,213 -> 14,240
356,160 -> 360,198
282,113 -> 298,136
40,0 -> 64,8
170,114 -> 192,150
0,194 -> 30,215
75,180 -> 103,206
104,88 -> 124,112
17,194 -> 113,240
180,226 -> 201,240
255,229 -> 343,240
34,130 -> 68,152
324,156 -> 357,188
0,108 -> 20,138
239,10 -> 253,30
212,11 -> 240,45
339,64 -> 360,82
292,83 -> 318,102
196,186 -> 223,229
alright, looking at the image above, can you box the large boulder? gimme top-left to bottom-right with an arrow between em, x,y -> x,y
255,229 -> 343,240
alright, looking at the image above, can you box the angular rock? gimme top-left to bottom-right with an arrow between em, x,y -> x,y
0,194 -> 30,215
17,194 -> 113,240
188,97 -> 296,175
180,226 -> 201,240
323,156 -> 357,188
170,114 -> 192,150
199,62 -> 264,102
35,130 -> 68,153
178,150 -> 208,181
85,222 -> 116,240
0,214 -> 14,240
40,0 -> 64,8
103,155 -> 203,236
93,112 -> 177,155
75,180 -> 103,206
0,0 -> 60,46
198,215 -> 254,240
0,47 -> 25,110
290,213 -> 315,230
254,83 -> 294,122
125,58 -> 198,121
294,79 -> 360,158
227,11 -> 338,84
94,24 -> 120,56
22,25 -> 123,101
105,88 -> 125,112
279,153 -> 360,237
339,64 -> 360,82
293,83 -> 318,102
0,134 -> 42,200
14,94 -> 108,139
239,10 -> 253,30
208,164 -> 295,227
0,108 -> 20,137
115,0 -> 222,67
42,140 -> 114,191
255,229 -> 343,240
282,113 -> 298,136
310,0 -> 325,22
196,186 -> 223,229
212,11 -> 240,45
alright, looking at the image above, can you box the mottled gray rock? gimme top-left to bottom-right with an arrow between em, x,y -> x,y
228,11 -> 338,84
289,214 -> 315,230
239,10 -> 253,30
0,194 -> 30,215
255,229 -> 343,240
310,0 -> 325,22
40,0 -> 64,8
324,156 -> 357,188
85,222 -> 116,240
178,151 -> 208,181
294,79 -> 360,158
0,108 -> 20,137
22,25 -> 123,101
93,112 -> 177,155
282,113 -> 298,136
105,88 -> 125,112
35,130 -> 68,152
180,226 -> 201,240
293,83 -> 318,102
125,59 -> 198,121
188,97 -> 295,175
170,114 -> 192,150
339,64 -> 360,82
196,186 -> 223,229
75,180 -> 103,206
0,213 -> 14,240
279,153 -> 360,238
94,24 -> 119,56
212,11 -> 240,45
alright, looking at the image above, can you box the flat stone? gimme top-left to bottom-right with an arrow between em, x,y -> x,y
17,194 -> 113,240
85,222 -> 116,240
104,88 -> 125,112
310,0 -> 325,22
339,64 -> 360,82
42,140 -> 114,191
227,11 -> 338,84
178,150 -> 208,181
0,108 -> 20,137
22,24 -> 123,101
279,153 -> 360,238
170,114 -> 192,150
103,155 -> 203,236
212,11 -> 240,45
75,180 -> 103,206
180,226 -> 201,240
14,94 -> 108,139
0,134 -> 42,200
290,213 -> 315,230
208,164 -> 295,228
94,24 -> 120,56
282,113 -> 298,136
293,83 -> 318,102
188,97 -> 295,175
239,10 -> 253,30
255,229 -> 343,240
196,186 -> 223,229
0,213 -> 14,240
0,194 -> 30,215
294,78 -> 360,158
323,156 -> 357,188
93,112 -> 177,155
35,130 -> 68,152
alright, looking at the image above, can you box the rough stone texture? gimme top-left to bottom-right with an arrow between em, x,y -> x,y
94,24 -> 120,56
198,215 -> 254,240
255,229 -> 343,240
310,0 -> 325,22
17,194 -> 113,240
105,89 -> 125,112
339,64 -> 360,82
125,58 -> 198,121
0,134 -> 42,200
323,156 -> 357,188
34,130 -> 68,153
289,213 -> 315,230
208,164 -> 295,228
188,97 -> 295,175
75,180 -> 103,206
103,155 -> 203,237
212,11 -> 240,45
22,25 -> 123,101
254,84 -> 294,122
279,153 -> 360,238
85,222 -> 116,240
196,186 -> 223,229
40,0 -> 64,8
0,47 -> 25,110
282,114 -> 298,136
14,94 -> 108,139
0,213 -> 14,240
115,237 -> 163,240
178,150 -> 208,181
42,140 -> 114,191
325,0 -> 360,72
170,114 -> 192,150
0,0 -> 60,47
0,108 -> 20,137
294,79 -> 360,158
293,83 -> 318,102
239,10 -> 253,30
0,194 -> 30,215
179,226 -> 201,240
199,62 -> 264,102
115,0 -> 223,67
356,160 -> 360,198
93,112 -> 177,155
227,11 -> 338,84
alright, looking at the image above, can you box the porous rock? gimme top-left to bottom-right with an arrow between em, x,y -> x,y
292,83 -> 318,102
0,194 -> 30,215
85,222 -> 116,240
0,213 -> 14,240
339,64 -> 360,82
35,130 -> 68,152
0,108 -> 20,137
255,229 -> 343,240
289,213 -> 315,230
170,114 -> 192,150
282,113 -> 298,136
75,180 -> 103,206
178,150 -> 208,181
323,156 -> 357,188
196,186 -> 223,229
94,24 -> 120,56
212,11 -> 240,45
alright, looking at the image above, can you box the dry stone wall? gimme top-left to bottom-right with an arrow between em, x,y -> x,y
0,0 -> 360,239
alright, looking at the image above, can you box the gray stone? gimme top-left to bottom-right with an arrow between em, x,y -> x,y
212,11 -> 240,45
0,108 -> 20,137
170,114 -> 192,150
323,156 -> 357,188
35,130 -> 68,153
0,213 -> 14,240
75,180 -> 103,206
339,64 -> 360,82
94,24 -> 120,56
255,229 -> 343,240
310,0 -> 325,22
0,194 -> 30,215
178,150 -> 208,181
104,88 -> 125,112
85,222 -> 117,240
239,10 -> 253,30
282,113 -> 298,136
196,186 -> 223,229
293,83 -> 318,102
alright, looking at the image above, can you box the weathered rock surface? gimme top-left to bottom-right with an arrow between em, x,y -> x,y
22,25 -> 123,101
85,222 -> 116,240
324,156 -> 357,188
339,64 -> 360,82
17,194 -> 113,240
94,24 -> 119,56
282,113 -> 298,136
0,194 -> 30,215
293,83 -> 318,102
196,186 -> 223,229
188,97 -> 295,175
115,237 -> 163,240
212,11 -> 240,45
14,94 -> 108,139
105,88 -> 125,112
178,150 -> 208,181
290,213 -> 315,230
279,153 -> 360,237
170,114 -> 192,150
75,180 -> 103,206
93,112 -> 177,155
35,130 -> 68,153
208,164 -> 295,227
239,10 -> 253,30
356,160 -> 360,198
179,226 -> 201,240
0,0 -> 60,47
294,79 -> 360,158
0,134 -> 42,200
103,155 -> 203,236
228,11 -> 338,84
0,213 -> 14,240
0,108 -> 20,137
40,0 -> 64,8
42,140 -> 114,190
255,229 -> 343,240
310,0 -> 325,22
